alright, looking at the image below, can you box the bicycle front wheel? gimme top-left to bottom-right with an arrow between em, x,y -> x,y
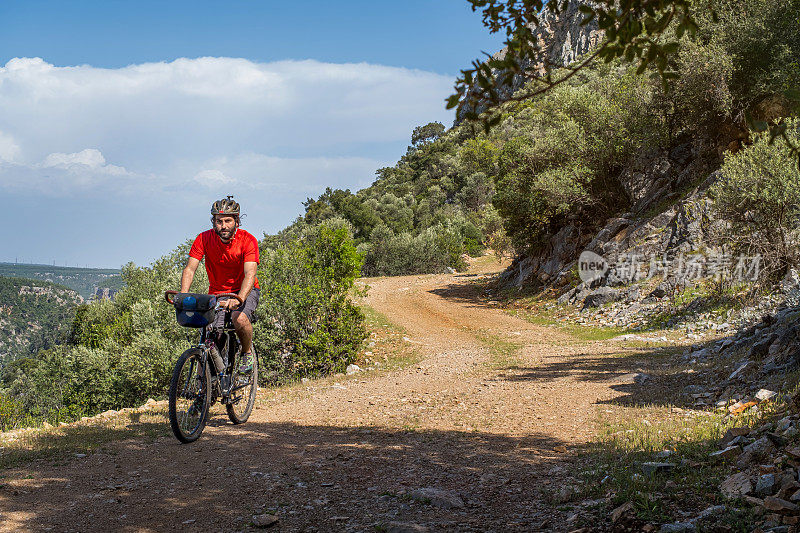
226,351 -> 258,424
169,348 -> 211,443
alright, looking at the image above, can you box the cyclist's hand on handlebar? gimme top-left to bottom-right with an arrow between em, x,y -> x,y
217,298 -> 239,310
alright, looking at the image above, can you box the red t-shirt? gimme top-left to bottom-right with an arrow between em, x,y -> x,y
189,229 -> 260,294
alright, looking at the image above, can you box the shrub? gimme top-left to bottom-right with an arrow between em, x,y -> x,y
711,121 -> 800,279
360,222 -> 468,276
711,0 -> 800,111
256,222 -> 367,382
670,40 -> 734,138
491,68 -> 667,253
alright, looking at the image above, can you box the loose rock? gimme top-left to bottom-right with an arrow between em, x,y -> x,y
409,487 -> 464,509
709,446 -> 741,462
642,462 -> 676,475
763,496 -> 799,514
720,472 -> 753,498
252,514 -> 279,528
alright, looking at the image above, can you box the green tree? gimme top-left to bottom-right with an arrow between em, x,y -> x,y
451,0 -> 800,162
411,122 -> 446,147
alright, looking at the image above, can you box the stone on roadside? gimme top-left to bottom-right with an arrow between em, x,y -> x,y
709,446 -> 741,462
756,473 -> 777,496
720,472 -> 753,498
743,495 -> 764,507
756,389 -> 778,402
610,502 -> 634,523
727,361 -> 750,381
642,462 -> 676,476
763,496 -> 799,514
252,514 -> 279,528
345,364 -> 361,375
720,427 -> 750,446
583,287 -> 625,308
737,437 -> 776,468
409,487 -> 464,509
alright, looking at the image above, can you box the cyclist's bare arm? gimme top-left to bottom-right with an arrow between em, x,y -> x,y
229,261 -> 257,310
180,257 -> 201,293
216,261 -> 256,310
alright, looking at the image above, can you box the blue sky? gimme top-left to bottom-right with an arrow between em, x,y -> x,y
0,1 -> 504,268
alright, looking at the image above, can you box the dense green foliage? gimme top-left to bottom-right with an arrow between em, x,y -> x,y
0,223 -> 367,429
451,0 -> 698,127
711,121 -> 800,278
452,0 -> 800,163
0,263 -> 120,299
297,127 -> 500,275
257,222 -> 366,382
491,67 -> 665,252
0,276 -> 81,365
294,0 -> 799,266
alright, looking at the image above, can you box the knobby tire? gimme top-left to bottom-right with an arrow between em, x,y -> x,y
169,348 -> 211,443
226,352 -> 257,424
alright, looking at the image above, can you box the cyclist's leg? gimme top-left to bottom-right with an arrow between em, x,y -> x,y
231,289 -> 259,352
232,289 -> 259,372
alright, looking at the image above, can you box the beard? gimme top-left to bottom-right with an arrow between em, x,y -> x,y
214,226 -> 236,242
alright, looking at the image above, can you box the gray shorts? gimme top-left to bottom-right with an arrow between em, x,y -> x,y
212,289 -> 259,329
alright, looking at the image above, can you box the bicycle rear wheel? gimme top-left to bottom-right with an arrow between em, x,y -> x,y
169,348 -> 211,443
226,351 -> 258,424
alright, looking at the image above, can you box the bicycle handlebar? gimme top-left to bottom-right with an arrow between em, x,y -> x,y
163,291 -> 243,307
213,293 -> 244,309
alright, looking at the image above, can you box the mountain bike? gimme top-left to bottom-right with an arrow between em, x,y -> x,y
164,291 -> 258,443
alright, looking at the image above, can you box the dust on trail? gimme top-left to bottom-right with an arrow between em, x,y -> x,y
0,259 -> 642,532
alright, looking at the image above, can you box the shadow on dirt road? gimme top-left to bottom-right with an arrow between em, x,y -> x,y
1,420 -> 590,532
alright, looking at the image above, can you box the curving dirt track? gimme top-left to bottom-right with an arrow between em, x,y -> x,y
0,261 -> 642,532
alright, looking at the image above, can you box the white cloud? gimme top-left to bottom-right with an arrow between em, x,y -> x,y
42,148 -> 128,175
0,56 -> 455,266
0,131 -> 21,162
193,169 -> 235,187
0,56 -> 452,199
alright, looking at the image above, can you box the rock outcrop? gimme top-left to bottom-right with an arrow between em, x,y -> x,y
497,142 -> 719,293
457,0 -> 603,122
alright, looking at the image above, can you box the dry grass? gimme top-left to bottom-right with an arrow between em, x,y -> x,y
473,329 -> 523,369
0,408 -> 169,469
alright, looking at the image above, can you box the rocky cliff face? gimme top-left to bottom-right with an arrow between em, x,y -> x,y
493,1 -> 603,95
458,1 -> 603,121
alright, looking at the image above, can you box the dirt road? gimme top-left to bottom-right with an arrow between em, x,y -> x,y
0,262 -> 644,532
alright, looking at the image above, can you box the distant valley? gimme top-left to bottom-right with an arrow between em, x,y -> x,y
0,263 -> 122,299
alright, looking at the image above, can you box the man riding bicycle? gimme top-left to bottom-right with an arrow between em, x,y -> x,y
180,196 -> 259,374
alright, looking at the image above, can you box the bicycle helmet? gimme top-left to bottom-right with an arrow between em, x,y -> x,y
211,196 -> 240,216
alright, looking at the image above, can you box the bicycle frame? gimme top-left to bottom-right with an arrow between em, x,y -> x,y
200,308 -> 250,399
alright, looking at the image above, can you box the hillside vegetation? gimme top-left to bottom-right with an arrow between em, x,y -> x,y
293,0 -> 799,281
0,223 -> 365,429
0,277 -> 81,367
